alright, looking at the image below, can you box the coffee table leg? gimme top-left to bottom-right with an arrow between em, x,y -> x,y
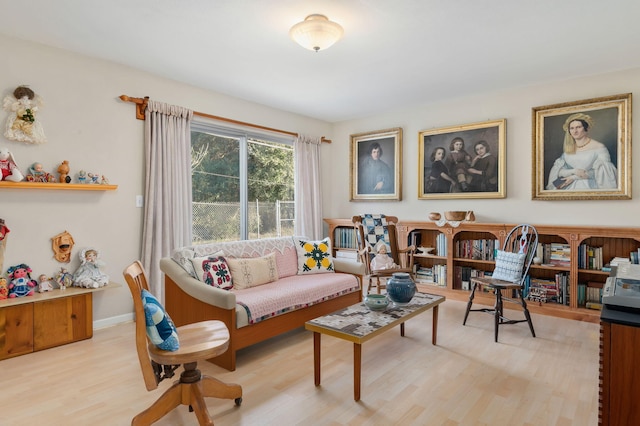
400,322 -> 405,336
354,342 -> 361,401
432,305 -> 439,345
314,332 -> 321,386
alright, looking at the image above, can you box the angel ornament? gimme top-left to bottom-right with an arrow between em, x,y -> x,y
3,86 -> 46,144
73,248 -> 109,288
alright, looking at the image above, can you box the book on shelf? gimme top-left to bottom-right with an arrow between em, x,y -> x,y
585,301 -> 603,310
335,249 -> 357,260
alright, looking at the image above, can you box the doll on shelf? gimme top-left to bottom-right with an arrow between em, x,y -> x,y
73,248 -> 109,288
55,267 -> 73,290
0,147 -> 24,182
370,241 -> 397,271
38,274 -> 54,292
26,162 -> 55,182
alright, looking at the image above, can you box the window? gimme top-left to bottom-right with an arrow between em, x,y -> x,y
191,122 -> 295,243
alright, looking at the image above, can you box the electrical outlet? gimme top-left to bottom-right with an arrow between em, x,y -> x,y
135,195 -> 143,208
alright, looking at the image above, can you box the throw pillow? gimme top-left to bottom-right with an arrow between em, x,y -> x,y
491,250 -> 526,283
190,254 -> 233,290
226,253 -> 278,290
294,237 -> 334,275
141,289 -> 179,351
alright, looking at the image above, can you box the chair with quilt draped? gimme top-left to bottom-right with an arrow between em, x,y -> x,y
352,214 -> 415,294
462,224 -> 538,342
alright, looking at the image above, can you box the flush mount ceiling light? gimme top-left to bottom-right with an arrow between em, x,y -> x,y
289,14 -> 344,52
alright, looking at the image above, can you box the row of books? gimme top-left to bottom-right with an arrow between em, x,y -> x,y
526,273 -> 569,305
576,244 -> 604,270
535,242 -> 571,267
334,227 -> 357,249
454,239 -> 499,261
435,233 -> 447,257
415,264 -> 446,287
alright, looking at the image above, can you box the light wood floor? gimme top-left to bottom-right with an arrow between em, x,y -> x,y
0,298 -> 600,426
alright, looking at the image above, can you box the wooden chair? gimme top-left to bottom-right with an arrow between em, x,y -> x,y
352,214 -> 415,294
463,224 -> 538,342
123,261 -> 242,426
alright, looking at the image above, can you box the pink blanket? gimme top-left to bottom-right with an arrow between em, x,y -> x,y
232,273 -> 359,324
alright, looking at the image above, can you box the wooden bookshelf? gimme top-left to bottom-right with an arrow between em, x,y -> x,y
325,219 -> 640,323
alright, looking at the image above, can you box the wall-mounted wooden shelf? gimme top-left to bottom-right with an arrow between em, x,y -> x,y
0,182 -> 117,191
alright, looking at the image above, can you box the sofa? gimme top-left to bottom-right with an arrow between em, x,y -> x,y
160,236 -> 364,371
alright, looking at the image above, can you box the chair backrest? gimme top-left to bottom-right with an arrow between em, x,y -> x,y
352,214 -> 405,273
123,261 -> 159,391
502,224 -> 539,286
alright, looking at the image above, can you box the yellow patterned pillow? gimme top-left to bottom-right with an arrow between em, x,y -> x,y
294,237 -> 335,274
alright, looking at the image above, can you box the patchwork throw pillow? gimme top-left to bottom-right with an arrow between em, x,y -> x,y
491,250 -> 526,283
294,237 -> 335,275
190,254 -> 233,290
141,289 -> 179,351
227,253 -> 278,290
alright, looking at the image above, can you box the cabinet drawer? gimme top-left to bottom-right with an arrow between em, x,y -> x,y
33,293 -> 92,351
0,304 -> 34,359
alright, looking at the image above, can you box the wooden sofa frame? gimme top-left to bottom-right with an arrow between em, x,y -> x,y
165,274 -> 362,371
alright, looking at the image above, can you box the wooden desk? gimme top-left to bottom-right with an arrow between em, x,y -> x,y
305,292 -> 445,401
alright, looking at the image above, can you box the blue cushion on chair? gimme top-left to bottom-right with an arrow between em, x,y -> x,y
141,289 -> 179,351
491,250 -> 526,283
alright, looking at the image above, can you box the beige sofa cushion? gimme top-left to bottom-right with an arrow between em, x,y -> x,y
227,253 -> 279,289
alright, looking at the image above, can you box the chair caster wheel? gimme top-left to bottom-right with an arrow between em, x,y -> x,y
235,397 -> 242,406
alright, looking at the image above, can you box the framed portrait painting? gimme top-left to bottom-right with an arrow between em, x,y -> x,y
350,127 -> 402,201
418,119 -> 506,199
532,93 -> 631,200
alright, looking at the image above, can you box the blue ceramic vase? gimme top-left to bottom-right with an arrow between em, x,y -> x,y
386,272 -> 416,305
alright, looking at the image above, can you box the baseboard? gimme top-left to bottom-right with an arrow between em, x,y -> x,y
94,312 -> 134,330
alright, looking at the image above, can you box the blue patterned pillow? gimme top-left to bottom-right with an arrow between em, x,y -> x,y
491,250 -> 526,283
141,289 -> 179,351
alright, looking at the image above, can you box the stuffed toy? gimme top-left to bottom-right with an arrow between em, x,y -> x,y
57,160 -> 70,183
2,85 -> 46,144
7,263 -> 37,297
0,278 -> 8,299
0,147 -> 24,182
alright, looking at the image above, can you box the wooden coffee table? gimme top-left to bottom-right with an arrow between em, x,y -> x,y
305,292 -> 445,401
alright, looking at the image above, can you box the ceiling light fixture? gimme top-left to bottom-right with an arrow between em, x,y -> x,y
289,14 -> 344,52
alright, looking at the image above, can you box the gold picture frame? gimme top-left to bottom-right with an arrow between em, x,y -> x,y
418,119 -> 506,199
532,93 -> 632,200
350,128 -> 402,201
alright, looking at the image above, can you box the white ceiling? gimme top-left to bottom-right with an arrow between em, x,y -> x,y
1,0 -> 639,123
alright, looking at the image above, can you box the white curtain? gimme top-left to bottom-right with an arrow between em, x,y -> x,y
294,135 -> 323,240
141,100 -> 193,300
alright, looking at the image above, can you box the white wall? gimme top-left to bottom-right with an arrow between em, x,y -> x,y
324,68 -> 640,227
0,35 -> 330,325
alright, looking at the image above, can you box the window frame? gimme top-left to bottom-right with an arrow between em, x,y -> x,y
191,119 -> 295,241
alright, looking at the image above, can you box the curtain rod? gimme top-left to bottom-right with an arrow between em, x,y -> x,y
119,95 -> 331,143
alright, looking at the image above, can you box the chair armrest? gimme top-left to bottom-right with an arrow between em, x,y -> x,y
159,258 -> 237,310
333,258 -> 366,276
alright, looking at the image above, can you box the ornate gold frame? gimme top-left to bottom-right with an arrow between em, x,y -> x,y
418,119 -> 506,199
350,127 -> 402,201
532,93 -> 632,200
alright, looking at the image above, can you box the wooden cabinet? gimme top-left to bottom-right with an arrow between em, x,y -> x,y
324,219 -> 640,323
0,286 -> 108,360
599,306 -> 640,425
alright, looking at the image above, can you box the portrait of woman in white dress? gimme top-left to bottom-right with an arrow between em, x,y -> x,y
546,112 -> 617,191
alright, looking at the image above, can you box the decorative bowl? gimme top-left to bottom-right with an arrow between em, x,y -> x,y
428,212 -> 441,221
418,247 -> 435,254
364,294 -> 390,311
444,211 -> 467,221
